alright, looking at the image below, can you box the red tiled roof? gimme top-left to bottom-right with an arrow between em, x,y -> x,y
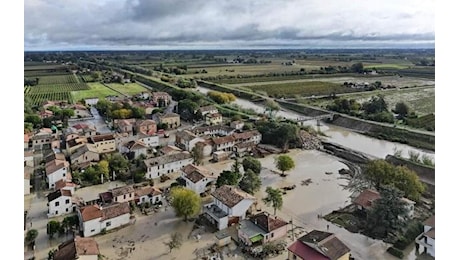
212,136 -> 235,145
211,185 -> 255,208
135,186 -> 162,197
101,202 -> 130,220
54,236 -> 100,260
46,159 -> 70,175
79,205 -> 103,221
54,179 -> 76,191
24,134 -> 30,143
352,189 -> 381,210
288,240 -> 328,260
425,228 -> 435,239
250,212 -> 288,233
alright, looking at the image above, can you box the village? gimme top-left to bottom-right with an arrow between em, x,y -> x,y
24,84 -> 435,260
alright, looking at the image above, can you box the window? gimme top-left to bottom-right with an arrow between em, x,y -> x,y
63,173 -> 66,177
106,221 -> 111,227
55,211 -> 58,215
66,208 -> 69,212
91,229 -> 95,232
271,233 -> 274,238
124,195 -> 126,199
55,202 -> 59,206
65,199 -> 70,204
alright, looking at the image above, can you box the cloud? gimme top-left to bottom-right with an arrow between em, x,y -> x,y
24,0 -> 435,50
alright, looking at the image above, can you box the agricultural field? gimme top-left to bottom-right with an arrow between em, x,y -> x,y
71,82 -> 120,101
26,92 -> 72,106
106,83 -> 148,96
242,81 -> 361,98
183,63 -> 307,78
303,86 -> 435,116
34,74 -> 79,84
227,75 -> 435,89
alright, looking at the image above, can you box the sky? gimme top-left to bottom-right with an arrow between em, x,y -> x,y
24,0 -> 435,51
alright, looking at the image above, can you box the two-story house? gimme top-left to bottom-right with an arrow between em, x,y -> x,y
198,105 -> 218,118
230,120 -> 245,130
47,189 -> 74,218
415,215 -> 435,257
175,130 -> 204,151
232,130 -> 262,145
144,152 -> 193,179
135,120 -> 157,136
287,230 -> 351,260
114,118 -> 136,135
192,125 -> 234,137
31,128 -> 54,151
110,186 -> 135,203
137,132 -> 160,148
134,186 -> 163,205
238,212 -> 289,246
77,202 -> 131,237
151,92 -> 171,107
87,134 -> 116,154
70,144 -> 100,166
46,159 -> 71,189
124,140 -> 149,159
205,113 -> 223,126
212,136 -> 236,152
352,189 -> 415,219
203,185 -> 256,230
53,236 -> 100,260
158,113 -> 181,129
181,164 -> 217,195
67,123 -> 97,137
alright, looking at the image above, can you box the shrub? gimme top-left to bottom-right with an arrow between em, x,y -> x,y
387,247 -> 404,259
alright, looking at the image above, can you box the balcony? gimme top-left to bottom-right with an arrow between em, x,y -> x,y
203,204 -> 228,220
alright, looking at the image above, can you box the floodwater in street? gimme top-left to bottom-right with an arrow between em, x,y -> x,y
196,86 -> 435,161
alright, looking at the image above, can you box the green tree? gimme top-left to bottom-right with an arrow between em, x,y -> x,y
47,220 -> 61,238
363,159 -> 425,201
394,102 -> 410,117
24,122 -> 34,134
177,99 -> 198,120
131,106 -> 145,119
263,187 -> 283,215
216,170 -> 241,187
170,187 -> 201,221
275,155 -> 295,175
366,186 -> 409,239
242,157 -> 261,174
24,114 -> 42,128
363,95 -> 388,114
351,62 -> 364,73
108,154 -> 130,178
25,229 -> 38,245
165,232 -> 183,253
96,160 -> 110,183
238,169 -> 262,195
191,146 -> 203,166
231,158 -> 241,175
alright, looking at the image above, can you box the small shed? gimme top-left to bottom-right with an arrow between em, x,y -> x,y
215,229 -> 232,247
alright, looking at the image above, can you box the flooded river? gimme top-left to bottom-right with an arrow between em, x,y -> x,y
197,86 -> 435,161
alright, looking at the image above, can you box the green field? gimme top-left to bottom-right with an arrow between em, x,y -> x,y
27,83 -> 89,93
26,92 -> 72,106
71,83 -> 120,101
31,74 -> 79,85
243,81 -> 361,98
106,83 -> 148,95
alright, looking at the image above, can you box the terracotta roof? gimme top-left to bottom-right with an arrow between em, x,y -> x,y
79,205 -> 103,221
24,134 -> 30,143
137,119 -> 156,127
45,152 -> 66,163
24,171 -> 31,180
24,150 -> 34,157
182,164 -> 215,183
101,202 -> 130,220
199,105 -> 217,113
232,130 -> 261,140
160,145 -> 182,155
176,130 -> 199,141
298,230 -> 350,260
212,135 -> 235,145
135,186 -> 162,197
89,134 -> 115,143
54,179 -> 76,191
206,113 -> 222,118
250,212 -> 288,233
144,152 -> 192,167
352,189 -> 381,210
288,240 -> 328,260
160,112 -> 180,119
46,159 -> 69,175
126,140 -> 148,150
424,215 -> 435,227
54,236 -> 100,260
211,185 -> 255,208
110,186 -> 135,197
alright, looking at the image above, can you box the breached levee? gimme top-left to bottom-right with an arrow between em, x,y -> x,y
320,140 -> 377,164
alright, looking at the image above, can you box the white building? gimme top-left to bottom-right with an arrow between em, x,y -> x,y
203,185 -> 256,230
212,136 -> 236,152
175,130 -> 204,151
134,186 -> 163,205
47,189 -> 75,218
416,215 -> 435,257
78,202 -> 131,237
198,105 -> 218,117
138,134 -> 159,148
144,152 -> 193,179
46,159 -> 71,189
181,164 -> 217,195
